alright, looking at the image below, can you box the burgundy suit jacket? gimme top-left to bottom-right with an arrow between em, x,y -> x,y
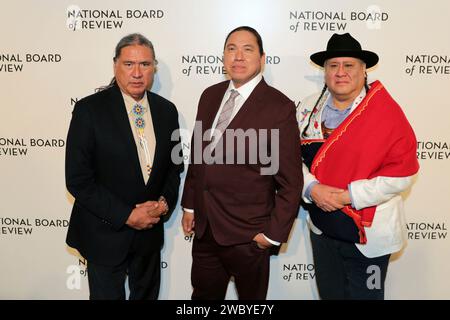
181,78 -> 303,245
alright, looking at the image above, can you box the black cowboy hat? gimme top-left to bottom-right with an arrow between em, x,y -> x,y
310,33 -> 379,68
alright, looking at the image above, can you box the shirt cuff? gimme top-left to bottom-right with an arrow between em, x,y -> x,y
305,181 -> 319,202
348,184 -> 355,208
183,208 -> 194,213
263,234 -> 280,246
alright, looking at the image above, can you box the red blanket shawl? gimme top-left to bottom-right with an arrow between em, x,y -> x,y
310,80 -> 419,243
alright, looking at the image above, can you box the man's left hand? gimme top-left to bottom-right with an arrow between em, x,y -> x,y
136,201 -> 167,218
331,190 -> 352,208
252,233 -> 273,249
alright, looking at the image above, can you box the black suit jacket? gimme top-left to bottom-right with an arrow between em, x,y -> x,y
65,84 -> 183,266
182,79 -> 303,245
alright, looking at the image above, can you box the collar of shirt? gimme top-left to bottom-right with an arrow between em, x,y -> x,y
227,73 -> 263,101
121,91 -> 149,114
210,74 -> 263,137
322,87 -> 366,128
217,73 -> 262,122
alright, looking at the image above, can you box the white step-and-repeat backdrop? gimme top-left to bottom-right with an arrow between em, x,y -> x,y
1,0 -> 449,299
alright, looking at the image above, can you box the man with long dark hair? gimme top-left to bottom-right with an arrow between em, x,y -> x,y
65,33 -> 183,299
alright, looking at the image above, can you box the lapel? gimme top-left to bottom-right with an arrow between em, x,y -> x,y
108,84 -> 144,185
203,81 -> 229,132
146,92 -> 162,187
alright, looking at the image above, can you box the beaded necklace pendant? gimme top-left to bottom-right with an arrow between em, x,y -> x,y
132,104 -> 146,116
132,104 -> 146,134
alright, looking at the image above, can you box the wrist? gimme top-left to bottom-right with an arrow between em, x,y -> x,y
158,196 -> 169,215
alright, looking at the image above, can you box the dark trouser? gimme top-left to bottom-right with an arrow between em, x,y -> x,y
310,231 -> 390,300
191,225 -> 270,300
87,238 -> 161,300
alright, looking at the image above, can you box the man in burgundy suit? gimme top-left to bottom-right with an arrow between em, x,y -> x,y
181,26 -> 303,300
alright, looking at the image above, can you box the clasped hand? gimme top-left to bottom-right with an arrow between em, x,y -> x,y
310,183 -> 351,212
126,200 -> 167,230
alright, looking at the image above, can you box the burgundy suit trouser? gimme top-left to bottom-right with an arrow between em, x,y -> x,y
191,224 -> 271,300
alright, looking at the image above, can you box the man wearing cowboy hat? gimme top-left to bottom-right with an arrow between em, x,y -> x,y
297,33 -> 419,299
